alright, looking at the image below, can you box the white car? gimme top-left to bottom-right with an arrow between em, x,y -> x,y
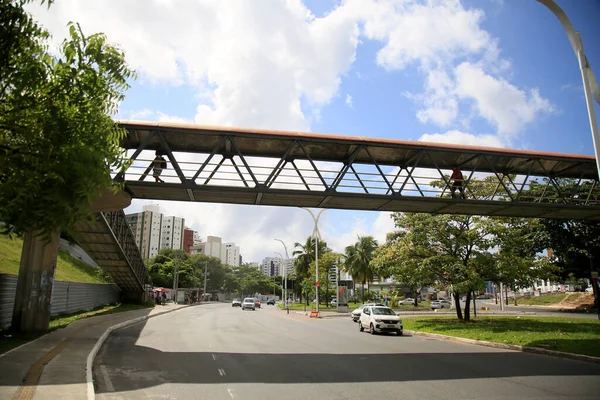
351,302 -> 384,322
398,298 -> 415,306
430,300 -> 452,309
242,298 -> 256,310
358,306 -> 403,335
330,299 -> 338,307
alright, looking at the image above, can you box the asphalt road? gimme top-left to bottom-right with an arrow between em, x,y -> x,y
93,303 -> 600,400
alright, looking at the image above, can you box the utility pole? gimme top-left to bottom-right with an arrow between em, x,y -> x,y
203,260 -> 208,301
172,258 -> 179,303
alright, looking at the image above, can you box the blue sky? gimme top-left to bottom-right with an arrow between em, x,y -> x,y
28,0 -> 600,263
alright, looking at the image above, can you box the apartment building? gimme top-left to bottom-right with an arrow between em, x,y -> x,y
125,205 -> 185,259
189,236 -> 241,267
261,257 -> 281,277
221,243 -> 241,267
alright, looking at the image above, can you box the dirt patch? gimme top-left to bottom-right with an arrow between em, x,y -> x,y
559,293 -> 595,309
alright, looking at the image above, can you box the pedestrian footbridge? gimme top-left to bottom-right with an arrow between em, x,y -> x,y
114,120 -> 600,220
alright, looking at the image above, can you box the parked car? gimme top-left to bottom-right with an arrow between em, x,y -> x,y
351,303 -> 384,322
358,306 -> 403,335
254,298 -> 261,308
267,299 -> 276,305
398,298 -> 416,306
232,298 -> 242,307
431,300 -> 452,309
330,299 -> 338,307
242,298 -> 256,310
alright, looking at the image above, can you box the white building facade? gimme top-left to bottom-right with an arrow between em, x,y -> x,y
125,205 -> 185,259
261,257 -> 281,277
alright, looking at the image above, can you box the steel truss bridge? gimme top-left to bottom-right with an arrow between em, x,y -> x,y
115,121 -> 600,220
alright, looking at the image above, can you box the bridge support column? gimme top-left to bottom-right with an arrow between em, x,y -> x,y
12,230 -> 60,332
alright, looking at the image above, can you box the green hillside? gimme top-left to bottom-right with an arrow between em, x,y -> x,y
0,234 -> 111,284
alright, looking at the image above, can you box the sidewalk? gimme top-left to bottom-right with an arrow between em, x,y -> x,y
0,303 -> 190,400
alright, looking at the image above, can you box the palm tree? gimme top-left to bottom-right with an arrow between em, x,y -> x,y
344,235 -> 378,303
293,236 -> 330,304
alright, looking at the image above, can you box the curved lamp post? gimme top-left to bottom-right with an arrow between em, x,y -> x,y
300,207 -> 327,314
537,0 -> 600,320
274,239 -> 290,306
537,0 -> 600,178
274,251 -> 284,300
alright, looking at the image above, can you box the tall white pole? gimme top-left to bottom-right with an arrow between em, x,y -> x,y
301,208 -> 326,315
203,261 -> 207,300
275,239 -> 290,307
577,39 -> 600,177
537,0 -> 600,180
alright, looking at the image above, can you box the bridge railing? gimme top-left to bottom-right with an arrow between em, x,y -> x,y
102,210 -> 152,291
118,156 -> 600,206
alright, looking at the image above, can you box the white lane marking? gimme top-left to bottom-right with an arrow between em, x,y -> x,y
227,388 -> 235,398
218,368 -> 226,376
99,365 -> 115,392
212,354 -> 217,361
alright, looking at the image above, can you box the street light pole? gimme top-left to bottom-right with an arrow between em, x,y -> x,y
274,252 -> 284,302
537,0 -> 600,320
203,260 -> 208,301
301,207 -> 326,315
537,0 -> 600,179
275,239 -> 290,308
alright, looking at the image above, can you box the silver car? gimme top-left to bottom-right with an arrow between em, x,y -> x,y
242,297 -> 256,310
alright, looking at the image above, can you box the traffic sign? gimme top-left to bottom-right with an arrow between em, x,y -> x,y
316,281 -> 321,288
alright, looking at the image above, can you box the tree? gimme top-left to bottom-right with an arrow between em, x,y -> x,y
293,236 -> 329,304
391,213 -> 494,321
3,1 -> 136,332
344,235 -> 378,303
487,217 -> 556,305
372,229 -> 434,307
539,218 -> 600,311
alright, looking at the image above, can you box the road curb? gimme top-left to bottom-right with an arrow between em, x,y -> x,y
404,329 -> 600,364
86,303 -> 199,400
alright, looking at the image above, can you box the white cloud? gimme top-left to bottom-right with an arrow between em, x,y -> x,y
350,0 -> 492,70
345,94 -> 353,108
454,62 -> 556,136
27,0 -> 359,131
419,130 -> 505,148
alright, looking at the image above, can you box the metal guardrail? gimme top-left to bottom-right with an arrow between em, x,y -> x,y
102,210 -> 152,291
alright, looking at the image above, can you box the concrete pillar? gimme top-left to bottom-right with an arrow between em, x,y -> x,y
12,230 -> 60,332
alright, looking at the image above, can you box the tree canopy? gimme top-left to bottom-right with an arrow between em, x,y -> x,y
1,0 -> 136,237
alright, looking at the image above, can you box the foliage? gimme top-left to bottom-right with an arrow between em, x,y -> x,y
343,235 -> 378,303
0,0 -> 136,238
293,236 -> 330,303
388,213 -> 494,321
373,227 -> 432,306
487,217 -> 556,291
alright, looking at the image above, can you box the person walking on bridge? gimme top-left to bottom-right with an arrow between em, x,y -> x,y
450,167 -> 466,199
153,151 -> 167,183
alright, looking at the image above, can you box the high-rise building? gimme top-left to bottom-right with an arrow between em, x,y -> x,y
221,243 -> 240,267
125,205 -> 185,259
261,257 -> 281,277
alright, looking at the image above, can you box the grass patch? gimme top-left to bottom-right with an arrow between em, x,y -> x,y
518,293 -> 567,306
403,316 -> 600,357
0,234 -> 111,284
0,302 -> 153,355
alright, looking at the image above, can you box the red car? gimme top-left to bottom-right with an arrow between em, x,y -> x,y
254,298 -> 261,308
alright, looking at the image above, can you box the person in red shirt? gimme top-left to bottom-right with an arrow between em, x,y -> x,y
450,167 -> 466,199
